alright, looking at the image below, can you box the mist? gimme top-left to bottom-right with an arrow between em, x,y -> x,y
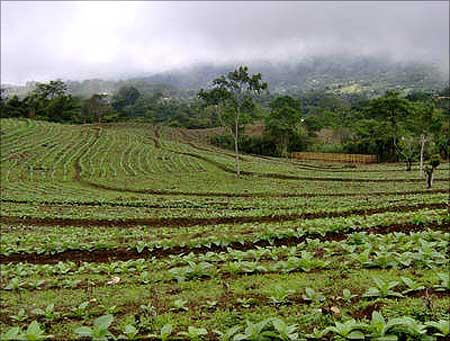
1,1 -> 448,85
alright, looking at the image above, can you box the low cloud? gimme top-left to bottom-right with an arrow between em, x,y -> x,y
1,1 -> 448,84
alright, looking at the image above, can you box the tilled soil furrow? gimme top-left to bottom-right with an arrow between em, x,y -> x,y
0,203 -> 447,229
1,221 -> 448,264
81,179 -> 450,197
1,188 -> 448,207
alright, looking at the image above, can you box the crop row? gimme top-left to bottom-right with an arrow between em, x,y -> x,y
0,119 -> 43,150
3,120 -> 449,197
1,208 -> 447,258
2,230 -> 447,285
1,262 -> 448,339
2,307 -> 449,341
1,189 -> 446,222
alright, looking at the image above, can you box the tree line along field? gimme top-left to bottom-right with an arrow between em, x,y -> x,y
0,118 -> 449,340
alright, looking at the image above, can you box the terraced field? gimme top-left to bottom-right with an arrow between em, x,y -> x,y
0,118 -> 449,340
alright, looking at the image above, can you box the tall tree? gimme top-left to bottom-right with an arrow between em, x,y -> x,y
112,86 -> 141,114
83,94 -> 111,123
198,66 -> 267,177
424,155 -> 440,189
397,134 -> 418,171
265,96 -> 303,157
409,102 -> 434,176
32,80 -> 67,100
401,100 -> 445,176
24,80 -> 80,122
361,91 -> 415,161
0,88 -> 7,116
1,95 -> 29,118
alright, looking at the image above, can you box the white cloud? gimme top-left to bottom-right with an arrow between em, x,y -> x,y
1,1 -> 448,84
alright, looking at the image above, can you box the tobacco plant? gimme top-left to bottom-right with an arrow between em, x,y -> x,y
74,314 -> 115,340
363,277 -> 404,299
1,321 -> 51,341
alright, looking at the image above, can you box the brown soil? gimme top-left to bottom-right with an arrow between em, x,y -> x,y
349,289 -> 449,320
80,179 -> 450,198
1,220 -> 448,264
3,188 -> 447,206
349,302 -> 385,320
7,151 -> 31,161
1,202 -> 446,230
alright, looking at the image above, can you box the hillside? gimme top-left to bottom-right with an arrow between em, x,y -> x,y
142,56 -> 448,96
1,118 -> 449,202
1,119 -> 449,339
3,56 -> 448,99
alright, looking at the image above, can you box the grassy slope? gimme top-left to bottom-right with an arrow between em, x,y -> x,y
0,119 -> 448,340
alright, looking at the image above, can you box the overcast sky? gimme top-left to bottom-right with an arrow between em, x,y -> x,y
1,1 -> 448,85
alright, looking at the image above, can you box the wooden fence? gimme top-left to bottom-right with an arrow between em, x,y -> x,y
291,152 -> 378,164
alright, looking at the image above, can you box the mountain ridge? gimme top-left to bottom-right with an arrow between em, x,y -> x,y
2,56 -> 448,98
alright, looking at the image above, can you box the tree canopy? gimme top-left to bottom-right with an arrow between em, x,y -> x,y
198,66 -> 268,177
265,96 -> 304,157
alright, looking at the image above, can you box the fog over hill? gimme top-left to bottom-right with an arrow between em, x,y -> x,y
1,1 -> 448,87
3,56 -> 448,99
137,56 -> 448,93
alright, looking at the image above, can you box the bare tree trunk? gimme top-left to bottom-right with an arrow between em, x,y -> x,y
425,167 -> 433,189
419,134 -> 426,177
405,159 -> 412,171
426,172 -> 432,189
283,135 -> 289,159
234,115 -> 240,178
